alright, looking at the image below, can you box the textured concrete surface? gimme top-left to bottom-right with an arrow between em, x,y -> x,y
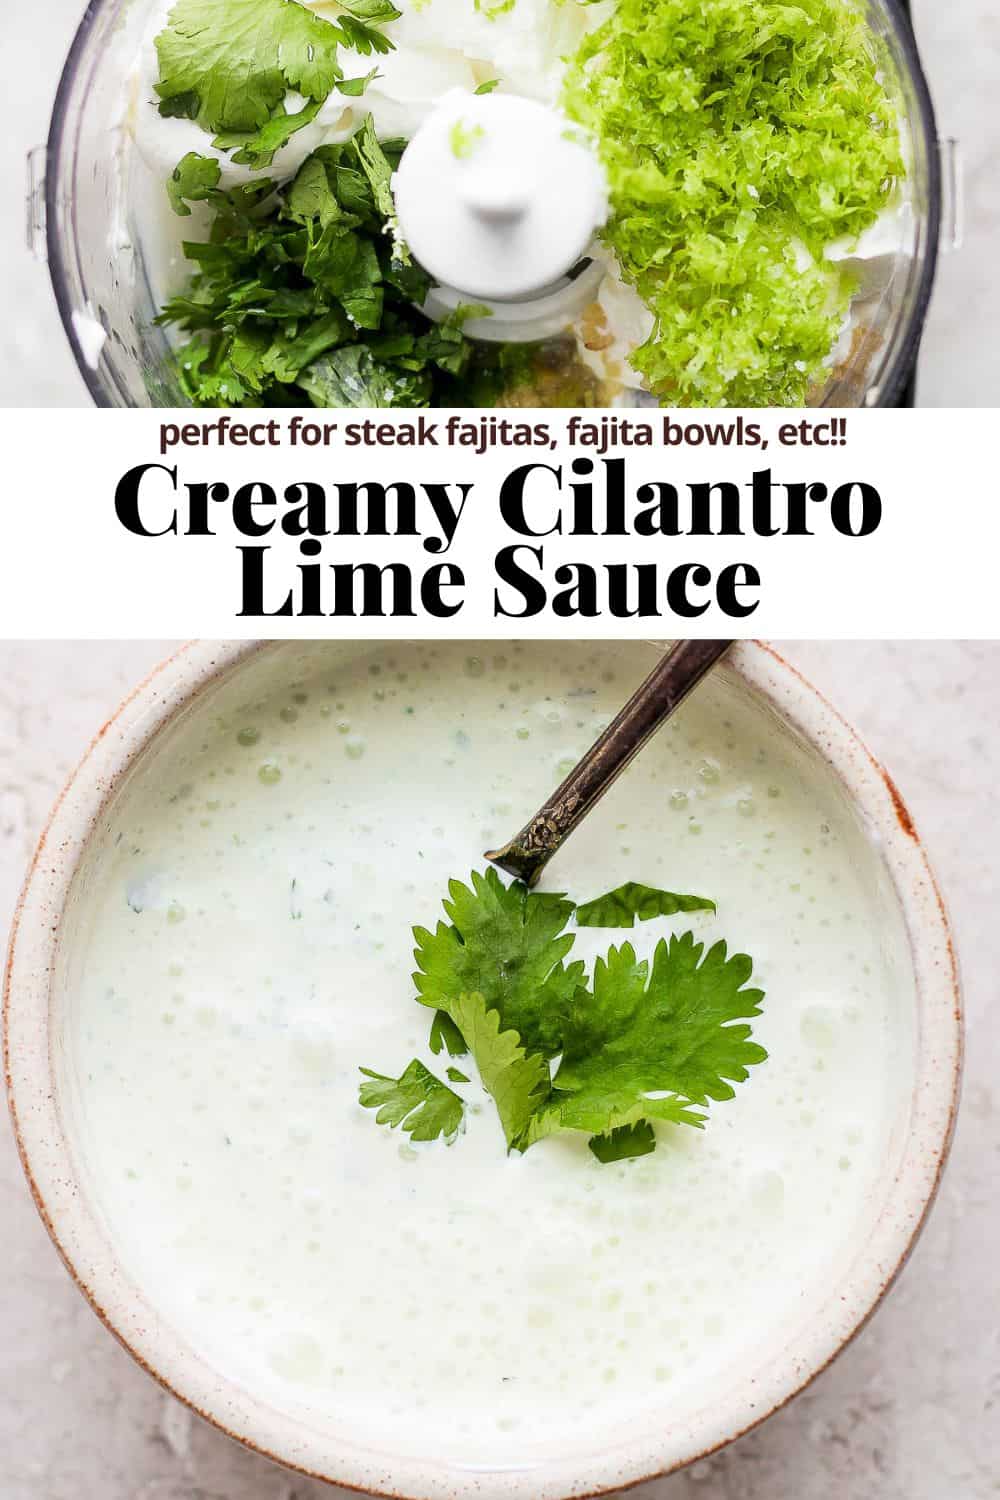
1,641 -> 997,1499
0,0 -> 998,406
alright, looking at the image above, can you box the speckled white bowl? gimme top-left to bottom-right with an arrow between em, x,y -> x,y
4,641 -> 961,1499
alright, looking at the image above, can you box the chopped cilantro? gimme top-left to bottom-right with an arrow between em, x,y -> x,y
563,0 -> 904,404
336,69 -> 382,99
575,882 -> 716,928
212,97 -> 324,171
446,1066 -> 471,1084
352,116 -> 397,221
166,151 -> 222,216
300,347 -> 429,406
474,79 -> 501,95
359,1059 -> 465,1142
159,120 -> 530,406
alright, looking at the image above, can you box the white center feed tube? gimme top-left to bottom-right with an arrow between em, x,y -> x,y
393,89 -> 608,303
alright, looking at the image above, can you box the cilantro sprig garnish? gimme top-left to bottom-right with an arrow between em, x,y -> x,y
553,934 -> 766,1130
361,868 -> 767,1164
414,870 -> 585,1058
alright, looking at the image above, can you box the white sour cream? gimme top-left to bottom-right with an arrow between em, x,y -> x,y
57,641 -> 915,1468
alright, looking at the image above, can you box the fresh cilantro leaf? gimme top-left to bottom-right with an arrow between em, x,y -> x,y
301,223 -> 383,327
589,1121 -> 655,1163
158,91 -> 201,122
212,177 -> 277,224
261,311 -> 354,383
359,1059 -> 464,1142
167,150 -> 222,216
474,79 -> 500,94
414,304 -> 491,376
575,882 -> 716,929
336,69 -> 381,98
352,116 -> 396,220
336,13 -> 395,55
212,97 -> 322,171
413,868 -> 585,1058
227,324 -> 272,390
173,334 -> 260,404
382,252 -> 431,304
175,338 -> 224,402
556,1084 -> 705,1137
299,346 -> 431,406
378,136 -> 409,168
444,993 -> 551,1152
155,0 -> 344,134
284,155 -> 351,228
429,1009 -> 468,1058
553,933 -> 767,1132
446,1066 -> 470,1084
340,0 -> 402,18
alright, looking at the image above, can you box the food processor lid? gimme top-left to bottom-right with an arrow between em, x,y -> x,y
392,89 -> 608,303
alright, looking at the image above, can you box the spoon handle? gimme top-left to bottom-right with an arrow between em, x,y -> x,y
485,639 -> 733,887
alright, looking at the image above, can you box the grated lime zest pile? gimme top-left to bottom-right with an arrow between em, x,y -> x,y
563,0 -> 905,405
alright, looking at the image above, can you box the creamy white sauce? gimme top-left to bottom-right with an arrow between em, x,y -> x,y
58,641 -> 915,1466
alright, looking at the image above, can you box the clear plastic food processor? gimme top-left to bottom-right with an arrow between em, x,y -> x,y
32,0 -> 952,408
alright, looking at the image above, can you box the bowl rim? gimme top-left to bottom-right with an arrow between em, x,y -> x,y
3,639 -> 962,1499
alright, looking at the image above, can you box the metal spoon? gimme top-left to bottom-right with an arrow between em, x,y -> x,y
485,640 -> 733,887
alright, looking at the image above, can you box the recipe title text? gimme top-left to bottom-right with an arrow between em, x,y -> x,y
112,414 -> 881,621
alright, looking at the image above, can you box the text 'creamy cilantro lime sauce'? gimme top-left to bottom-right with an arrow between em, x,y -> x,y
57,641 -> 914,1462
122,0 -> 907,407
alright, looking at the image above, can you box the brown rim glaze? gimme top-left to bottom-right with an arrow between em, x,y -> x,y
3,641 -> 962,1500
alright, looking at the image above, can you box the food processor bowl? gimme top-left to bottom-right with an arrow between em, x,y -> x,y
38,0 -> 183,405
37,0 -> 945,408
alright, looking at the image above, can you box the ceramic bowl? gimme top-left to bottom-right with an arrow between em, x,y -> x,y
3,640 -> 962,1498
